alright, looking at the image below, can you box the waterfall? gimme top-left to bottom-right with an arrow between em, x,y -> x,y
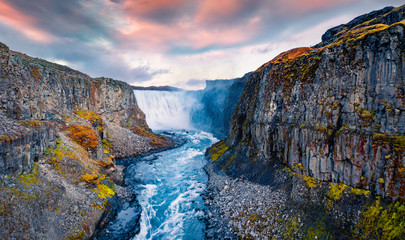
134,90 -> 198,130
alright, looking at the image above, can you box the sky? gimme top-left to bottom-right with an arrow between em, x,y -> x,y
0,0 -> 403,90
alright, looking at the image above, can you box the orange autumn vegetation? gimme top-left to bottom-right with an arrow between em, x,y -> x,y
132,126 -> 168,147
270,47 -> 315,64
74,110 -> 104,132
67,124 -> 99,149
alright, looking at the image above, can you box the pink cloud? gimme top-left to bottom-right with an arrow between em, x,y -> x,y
116,19 -> 182,51
195,0 -> 253,26
115,0 -> 264,51
272,0 -> 357,15
122,0 -> 191,23
0,0 -> 56,43
187,25 -> 259,50
116,16 -> 261,52
112,0 -> 361,53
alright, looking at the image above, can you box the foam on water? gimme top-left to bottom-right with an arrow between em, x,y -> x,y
134,184 -> 158,240
127,130 -> 218,240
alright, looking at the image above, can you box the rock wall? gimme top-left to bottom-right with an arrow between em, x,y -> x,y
213,7 -> 405,199
0,43 -> 159,177
0,118 -> 56,177
0,45 -> 146,128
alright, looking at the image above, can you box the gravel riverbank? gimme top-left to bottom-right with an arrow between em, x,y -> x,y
204,164 -> 289,239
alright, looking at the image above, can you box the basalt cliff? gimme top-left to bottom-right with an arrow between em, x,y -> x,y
206,5 -> 405,239
0,42 -> 169,239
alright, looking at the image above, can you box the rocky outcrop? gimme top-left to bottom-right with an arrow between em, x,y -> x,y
212,5 -> 405,200
0,43 -> 170,239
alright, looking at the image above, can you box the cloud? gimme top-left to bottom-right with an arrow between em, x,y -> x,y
195,0 -> 259,26
130,65 -> 170,82
1,0 -> 119,44
0,0 -> 57,43
1,0 -> 403,89
121,0 -> 193,24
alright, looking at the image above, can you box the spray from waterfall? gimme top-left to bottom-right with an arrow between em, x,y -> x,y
134,90 -> 200,130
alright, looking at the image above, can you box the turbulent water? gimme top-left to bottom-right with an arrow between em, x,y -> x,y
101,91 -> 218,239
128,130 -> 218,239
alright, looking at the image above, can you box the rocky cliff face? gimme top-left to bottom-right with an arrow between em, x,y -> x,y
0,44 -> 145,125
205,6 -> 405,239
0,43 -> 166,177
0,43 -> 169,239
212,6 -> 405,199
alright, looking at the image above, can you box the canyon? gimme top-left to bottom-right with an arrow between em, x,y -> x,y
0,4 -> 404,240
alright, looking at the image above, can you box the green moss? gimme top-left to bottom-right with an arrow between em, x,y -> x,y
284,166 -> 317,188
392,135 -> 405,152
327,183 -> 349,201
294,163 -> 307,172
305,221 -> 332,240
373,133 -> 405,152
64,115 -> 73,122
67,230 -> 84,240
48,140 -> 67,173
102,138 -> 112,154
281,215 -> 300,239
351,187 -> 371,197
248,213 -> 259,223
304,176 -> 317,188
47,138 -> 77,175
313,125 -> 333,136
4,187 -> 37,200
336,123 -> 350,135
209,140 -> 229,162
354,198 -> 405,240
93,183 -> 115,199
329,24 -> 389,47
19,163 -> 39,186
360,110 -> 374,119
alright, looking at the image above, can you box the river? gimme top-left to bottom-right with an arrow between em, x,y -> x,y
130,130 -> 217,239
100,90 -> 218,239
